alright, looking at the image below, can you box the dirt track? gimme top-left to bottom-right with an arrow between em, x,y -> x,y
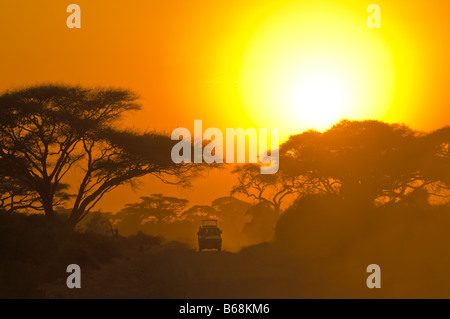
42,242 -> 301,299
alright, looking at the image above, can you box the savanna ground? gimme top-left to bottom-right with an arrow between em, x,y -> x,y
3,193 -> 450,299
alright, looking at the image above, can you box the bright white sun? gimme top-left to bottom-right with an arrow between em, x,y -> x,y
238,0 -> 395,139
282,66 -> 349,127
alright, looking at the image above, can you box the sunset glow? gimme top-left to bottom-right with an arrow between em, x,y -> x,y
2,0 -> 450,300
0,0 -> 448,211
239,1 -> 396,134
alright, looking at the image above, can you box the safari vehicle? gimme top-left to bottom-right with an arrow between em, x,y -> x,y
197,219 -> 222,252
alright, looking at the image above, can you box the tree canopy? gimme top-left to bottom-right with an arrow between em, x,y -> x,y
0,84 -> 197,226
278,120 -> 450,205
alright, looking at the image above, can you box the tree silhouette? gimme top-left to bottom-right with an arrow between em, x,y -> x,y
231,163 -> 310,214
110,194 -> 190,235
0,175 -> 41,212
0,85 -> 197,226
211,196 -> 252,216
118,194 -> 189,223
278,120 -> 450,205
180,205 -> 218,223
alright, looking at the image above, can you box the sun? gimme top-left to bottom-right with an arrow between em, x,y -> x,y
238,0 -> 395,138
280,65 -> 350,128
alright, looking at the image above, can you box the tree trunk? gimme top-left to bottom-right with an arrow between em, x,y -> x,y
41,195 -> 55,218
68,209 -> 82,228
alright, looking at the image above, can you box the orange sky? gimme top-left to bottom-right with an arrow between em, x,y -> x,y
1,0 -> 449,211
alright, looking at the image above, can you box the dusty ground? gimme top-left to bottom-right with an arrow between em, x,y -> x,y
41,242 -> 319,299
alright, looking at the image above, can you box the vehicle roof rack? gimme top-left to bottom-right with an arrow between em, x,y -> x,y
201,219 -> 218,226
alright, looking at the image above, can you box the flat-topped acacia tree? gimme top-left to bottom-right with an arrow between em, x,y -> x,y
0,84 -> 197,227
278,120 -> 450,206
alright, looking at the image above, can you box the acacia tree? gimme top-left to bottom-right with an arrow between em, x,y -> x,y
231,164 -> 301,213
278,120 -> 450,205
109,194 -> 190,234
231,163 -> 311,214
116,194 -> 189,224
0,85 -> 197,226
180,205 -> 218,222
0,175 -> 41,212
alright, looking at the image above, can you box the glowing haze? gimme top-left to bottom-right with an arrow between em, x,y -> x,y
0,0 -> 449,209
239,1 -> 395,135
